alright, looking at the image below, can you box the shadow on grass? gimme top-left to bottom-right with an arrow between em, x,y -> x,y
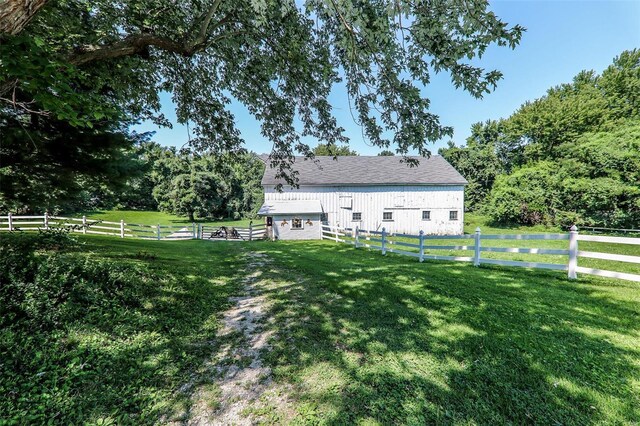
0,236 -> 250,424
256,241 -> 640,424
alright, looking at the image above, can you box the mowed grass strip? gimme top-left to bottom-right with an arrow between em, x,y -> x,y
80,209 -> 253,227
255,240 -> 640,424
0,234 -> 247,424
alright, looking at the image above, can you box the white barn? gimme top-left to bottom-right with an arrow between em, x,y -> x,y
258,156 -> 467,240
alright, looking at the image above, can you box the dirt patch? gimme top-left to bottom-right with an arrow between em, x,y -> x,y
185,251 -> 294,425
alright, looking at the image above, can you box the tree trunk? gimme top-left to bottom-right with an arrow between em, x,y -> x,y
188,211 -> 195,222
0,0 -> 50,35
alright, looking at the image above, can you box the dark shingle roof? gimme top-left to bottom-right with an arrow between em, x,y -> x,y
261,155 -> 468,186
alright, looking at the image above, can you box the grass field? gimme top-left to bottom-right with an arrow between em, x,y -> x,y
0,235 -> 247,424
1,222 -> 639,424
81,209 -> 254,227
254,240 -> 640,424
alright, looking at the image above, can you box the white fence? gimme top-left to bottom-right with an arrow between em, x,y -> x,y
321,224 -> 640,282
0,213 -> 267,241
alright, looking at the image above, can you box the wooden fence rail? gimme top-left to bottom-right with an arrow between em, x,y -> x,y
321,224 -> 640,283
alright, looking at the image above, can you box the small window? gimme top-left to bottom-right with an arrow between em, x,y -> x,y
320,213 -> 329,223
449,210 -> 458,221
292,217 -> 303,229
339,196 -> 352,208
383,211 -> 393,221
422,210 -> 431,221
352,212 -> 362,221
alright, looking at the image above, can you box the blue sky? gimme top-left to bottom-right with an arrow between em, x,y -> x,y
132,0 -> 640,155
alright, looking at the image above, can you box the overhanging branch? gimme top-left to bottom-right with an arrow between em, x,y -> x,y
69,1 -> 232,66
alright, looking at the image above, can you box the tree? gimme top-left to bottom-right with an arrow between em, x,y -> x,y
115,141 -> 167,211
377,150 -> 395,156
151,150 -> 264,221
312,143 -> 358,156
483,122 -> 640,228
0,111 -> 142,213
441,50 -> 640,214
1,0 -> 524,189
439,121 -> 505,210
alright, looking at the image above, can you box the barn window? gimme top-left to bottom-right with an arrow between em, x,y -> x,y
422,210 -> 431,220
352,212 -> 362,221
383,211 -> 393,221
292,217 -> 303,229
339,196 -> 352,208
320,213 -> 329,223
449,211 -> 458,221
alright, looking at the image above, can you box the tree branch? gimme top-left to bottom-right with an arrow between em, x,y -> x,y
69,1 -> 232,66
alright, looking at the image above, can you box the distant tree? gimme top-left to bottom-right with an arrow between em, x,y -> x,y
483,122 -> 640,228
116,141 -> 167,211
441,49 -> 640,215
439,122 -> 505,210
312,143 -> 358,157
151,150 -> 264,221
377,150 -> 395,156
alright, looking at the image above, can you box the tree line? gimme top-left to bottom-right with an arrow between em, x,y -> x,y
440,50 -> 640,229
1,136 -> 265,221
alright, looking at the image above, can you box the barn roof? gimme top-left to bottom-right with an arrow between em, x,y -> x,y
258,200 -> 323,215
261,155 -> 468,186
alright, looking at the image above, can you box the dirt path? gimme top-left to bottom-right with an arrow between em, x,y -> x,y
185,251 -> 293,425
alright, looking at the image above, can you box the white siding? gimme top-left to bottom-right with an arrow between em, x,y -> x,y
271,214 -> 322,240
264,185 -> 464,235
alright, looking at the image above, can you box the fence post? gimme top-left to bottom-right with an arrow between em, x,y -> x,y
419,230 -> 424,262
120,220 -> 125,238
249,221 -> 253,242
335,225 -> 339,243
198,223 -> 202,239
381,227 -> 387,255
192,222 -> 196,239
7,212 -> 13,231
568,225 -> 578,279
474,227 -> 481,266
82,215 -> 87,234
44,212 -> 49,230
354,226 -> 359,248
156,224 -> 161,241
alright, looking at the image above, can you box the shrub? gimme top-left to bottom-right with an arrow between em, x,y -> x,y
0,234 -> 155,423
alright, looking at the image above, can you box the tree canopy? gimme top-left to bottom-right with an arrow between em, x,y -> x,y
312,143 -> 358,156
440,49 -> 640,227
1,0 -> 524,199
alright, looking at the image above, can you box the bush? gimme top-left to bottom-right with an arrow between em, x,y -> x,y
484,123 -> 640,228
0,234 -> 154,423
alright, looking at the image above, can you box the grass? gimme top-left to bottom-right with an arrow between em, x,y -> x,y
463,213 -> 563,234
80,209 -> 254,227
252,239 -> 640,424
2,215 -> 639,424
0,233 -> 249,424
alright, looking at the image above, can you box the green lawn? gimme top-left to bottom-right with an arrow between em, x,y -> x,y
253,240 -> 640,424
1,229 -> 639,424
463,213 -> 563,234
0,234 -> 249,424
81,209 -> 254,227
